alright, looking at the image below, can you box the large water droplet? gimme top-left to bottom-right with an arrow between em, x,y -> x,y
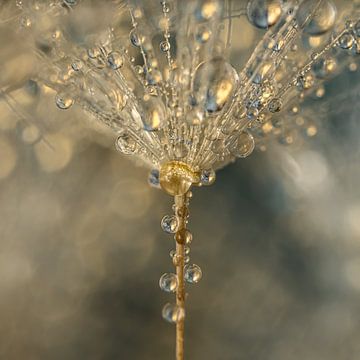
142,95 -> 166,131
195,1 -> 221,21
193,58 -> 239,114
184,264 -> 202,284
159,273 -> 178,293
195,24 -> 212,43
338,32 -> 355,50
297,0 -> 337,36
148,169 -> 160,188
162,303 -> 185,324
247,0 -> 283,29
55,93 -> 74,110
115,132 -> 137,155
230,131 -> 255,158
107,51 -> 124,70
200,169 -> 216,185
161,215 -> 179,234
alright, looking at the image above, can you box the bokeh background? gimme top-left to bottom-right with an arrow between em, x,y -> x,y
1,1 -> 360,359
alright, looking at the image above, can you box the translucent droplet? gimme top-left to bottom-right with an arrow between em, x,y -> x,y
175,229 -> 193,245
71,59 -> 83,71
247,0 -> 283,29
55,93 -> 74,110
107,51 -> 124,70
268,98 -> 282,113
185,246 -> 190,255
159,273 -> 178,293
195,1 -> 221,21
87,47 -> 100,59
230,132 -> 255,158
246,107 -> 259,120
312,58 -> 337,79
148,169 -> 160,188
193,58 -> 239,114
338,32 -> 355,50
297,0 -> 337,36
200,169 -> 216,185
195,24 -> 212,43
184,256 -> 190,264
161,215 -> 179,234
184,264 -> 202,284
186,108 -> 204,125
162,303 -> 185,324
130,29 -> 142,47
160,40 -> 170,52
142,96 -> 166,131
115,132 -> 137,155
20,16 -> 32,28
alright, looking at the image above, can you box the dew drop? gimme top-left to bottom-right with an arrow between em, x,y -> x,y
338,32 -> 355,50
195,24 -> 212,43
175,229 -> 193,245
160,40 -> 170,52
268,98 -> 282,113
184,264 -> 202,284
148,169 -> 160,188
142,96 -> 166,131
162,303 -> 185,324
195,1 -> 220,21
230,131 -> 255,158
247,0 -> 283,29
115,132 -> 137,155
200,169 -> 216,185
71,59 -> 83,71
107,51 -> 124,70
193,58 -> 239,114
159,273 -> 178,293
161,215 -> 179,234
55,93 -> 74,110
297,0 -> 337,36
130,29 -> 142,47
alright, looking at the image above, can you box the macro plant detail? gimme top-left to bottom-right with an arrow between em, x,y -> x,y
1,0 -> 360,359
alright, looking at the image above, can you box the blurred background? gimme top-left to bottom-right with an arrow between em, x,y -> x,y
1,1 -> 360,359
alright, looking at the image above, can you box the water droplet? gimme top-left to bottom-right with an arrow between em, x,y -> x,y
130,29 -> 142,47
55,93 -> 74,110
200,169 -> 216,185
87,47 -> 100,59
175,229 -> 193,245
107,51 -> 124,70
162,303 -> 185,324
195,1 -> 221,21
148,169 -> 160,188
268,98 -> 282,113
161,215 -> 179,234
297,0 -> 337,36
71,59 -> 83,71
159,273 -> 178,293
246,107 -> 259,120
20,16 -> 32,28
247,0 -> 283,29
115,132 -> 137,155
184,256 -> 190,264
312,57 -> 337,79
230,131 -> 255,158
185,246 -> 190,255
338,32 -> 355,49
195,24 -> 212,43
160,40 -> 170,52
184,264 -> 202,284
193,58 -> 239,114
142,96 -> 166,131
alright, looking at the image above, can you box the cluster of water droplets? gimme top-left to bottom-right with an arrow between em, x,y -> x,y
159,192 -> 202,324
8,0 -> 360,173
